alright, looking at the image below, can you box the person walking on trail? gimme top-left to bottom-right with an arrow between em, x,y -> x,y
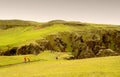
27,57 -> 30,62
24,56 -> 31,63
56,56 -> 58,60
24,56 -> 27,63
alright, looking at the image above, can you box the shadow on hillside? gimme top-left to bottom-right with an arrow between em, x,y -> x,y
0,59 -> 47,68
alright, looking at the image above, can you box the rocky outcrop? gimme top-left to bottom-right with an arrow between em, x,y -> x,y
68,30 -> 120,59
1,30 -> 120,59
0,47 -> 18,56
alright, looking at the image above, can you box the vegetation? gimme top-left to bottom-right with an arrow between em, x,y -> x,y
0,24 -> 72,50
0,52 -> 120,77
0,20 -> 120,59
0,19 -> 41,29
0,51 -> 70,66
0,20 -> 120,77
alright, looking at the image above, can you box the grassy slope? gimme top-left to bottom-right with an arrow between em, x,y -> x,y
0,20 -> 41,27
0,51 -> 70,66
0,24 -> 73,51
0,52 -> 120,77
0,20 -> 120,77
0,21 -> 120,51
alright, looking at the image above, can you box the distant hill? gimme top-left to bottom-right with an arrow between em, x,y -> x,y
42,20 -> 86,26
0,20 -> 41,29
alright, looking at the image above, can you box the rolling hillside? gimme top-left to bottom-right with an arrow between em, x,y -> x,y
0,20 -> 41,29
0,20 -> 120,77
0,20 -> 120,59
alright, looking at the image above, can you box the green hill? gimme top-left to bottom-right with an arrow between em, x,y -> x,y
0,20 -> 41,29
0,20 -> 120,77
0,20 -> 120,59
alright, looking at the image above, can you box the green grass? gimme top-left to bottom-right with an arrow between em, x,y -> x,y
0,51 -> 120,77
0,55 -> 40,67
0,20 -> 120,77
0,20 -> 119,51
0,51 -> 70,66
0,24 -> 73,51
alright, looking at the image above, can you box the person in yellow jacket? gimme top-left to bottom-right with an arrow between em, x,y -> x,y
24,56 -> 31,63
27,56 -> 30,62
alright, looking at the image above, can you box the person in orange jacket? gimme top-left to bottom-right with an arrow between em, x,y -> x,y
24,56 -> 27,63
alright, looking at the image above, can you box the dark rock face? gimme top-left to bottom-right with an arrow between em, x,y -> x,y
1,30 -> 120,59
0,47 -> 18,56
17,43 -> 43,55
68,30 -> 120,59
114,32 -> 120,53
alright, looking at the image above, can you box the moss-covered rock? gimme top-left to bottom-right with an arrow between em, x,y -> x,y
2,28 -> 120,59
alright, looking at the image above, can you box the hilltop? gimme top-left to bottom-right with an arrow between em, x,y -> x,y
0,19 -> 42,29
0,20 -> 120,59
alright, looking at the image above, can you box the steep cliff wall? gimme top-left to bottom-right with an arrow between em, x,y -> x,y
2,29 -> 120,59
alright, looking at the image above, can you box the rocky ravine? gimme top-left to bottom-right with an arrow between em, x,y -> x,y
1,29 -> 120,59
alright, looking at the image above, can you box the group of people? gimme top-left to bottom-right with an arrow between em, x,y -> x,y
24,56 -> 59,63
24,56 -> 30,63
